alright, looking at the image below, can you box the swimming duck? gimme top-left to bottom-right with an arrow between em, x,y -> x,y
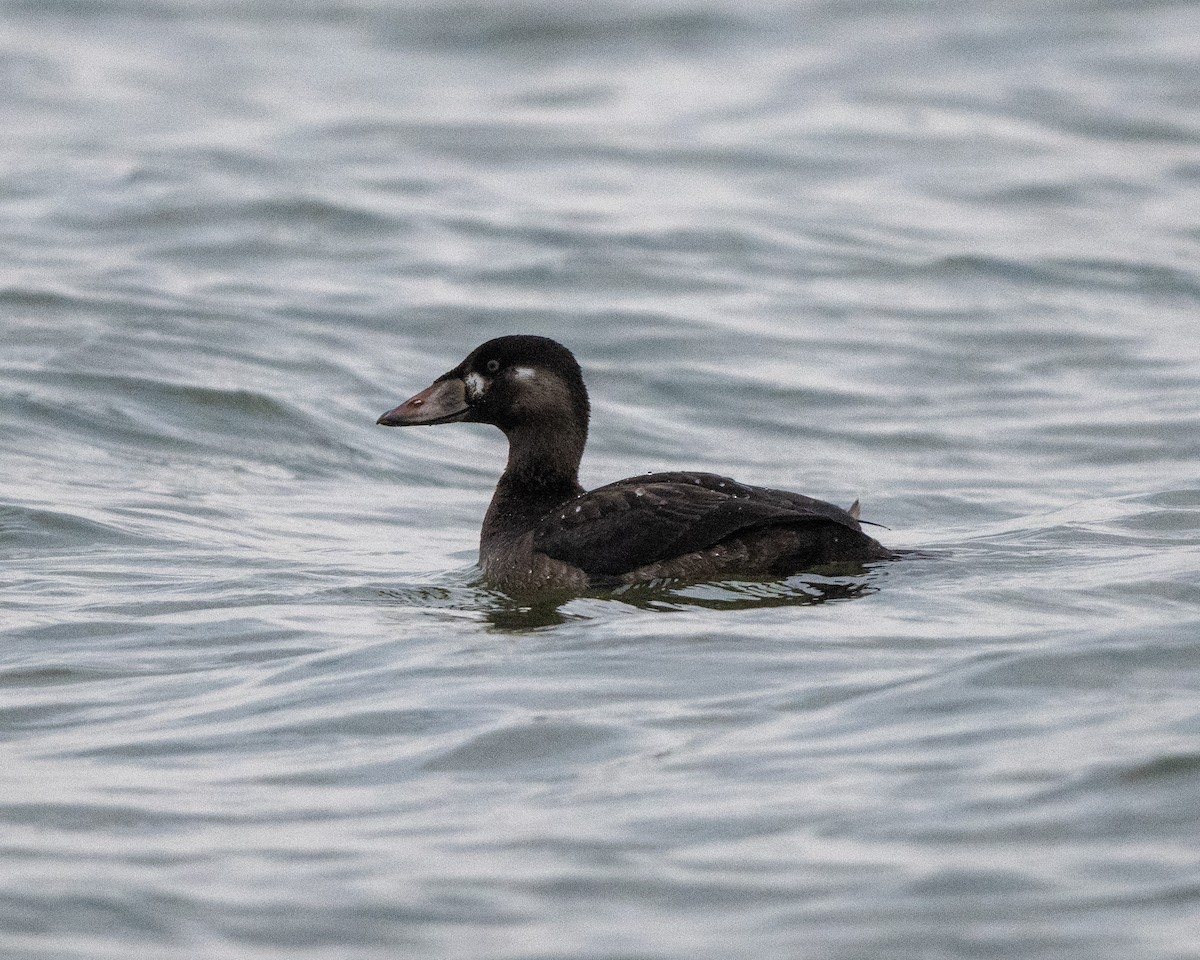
377,336 -> 894,590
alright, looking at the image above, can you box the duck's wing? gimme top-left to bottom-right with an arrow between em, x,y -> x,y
532,471 -> 863,577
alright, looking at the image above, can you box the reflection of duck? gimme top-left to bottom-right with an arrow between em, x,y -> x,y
378,336 -> 895,591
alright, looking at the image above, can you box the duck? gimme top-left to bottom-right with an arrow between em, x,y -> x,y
377,335 -> 895,591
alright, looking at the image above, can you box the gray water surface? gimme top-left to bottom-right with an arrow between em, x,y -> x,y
3,1 -> 1200,958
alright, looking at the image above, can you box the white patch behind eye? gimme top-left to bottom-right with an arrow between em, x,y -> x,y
511,366 -> 538,381
464,371 -> 488,398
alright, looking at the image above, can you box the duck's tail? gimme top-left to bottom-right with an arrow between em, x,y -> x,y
848,498 -> 891,530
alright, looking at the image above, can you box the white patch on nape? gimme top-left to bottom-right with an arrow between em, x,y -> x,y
511,366 -> 539,381
464,371 -> 488,399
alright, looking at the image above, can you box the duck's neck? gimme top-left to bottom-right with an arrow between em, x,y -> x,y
481,418 -> 586,547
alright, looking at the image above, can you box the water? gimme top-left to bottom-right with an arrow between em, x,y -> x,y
3,1 -> 1200,957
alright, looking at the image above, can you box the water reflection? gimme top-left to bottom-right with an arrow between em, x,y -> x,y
489,572 -> 884,629
378,563 -> 888,631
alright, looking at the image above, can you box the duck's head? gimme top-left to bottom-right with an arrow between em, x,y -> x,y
377,335 -> 590,437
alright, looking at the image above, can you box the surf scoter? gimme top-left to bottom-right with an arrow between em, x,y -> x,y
377,335 -> 894,590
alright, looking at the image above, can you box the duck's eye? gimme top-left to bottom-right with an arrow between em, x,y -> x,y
485,359 -> 500,373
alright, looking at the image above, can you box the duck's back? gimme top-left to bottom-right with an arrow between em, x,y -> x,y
532,471 -> 892,583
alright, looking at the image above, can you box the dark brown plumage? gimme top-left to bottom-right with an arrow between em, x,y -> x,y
377,336 -> 894,590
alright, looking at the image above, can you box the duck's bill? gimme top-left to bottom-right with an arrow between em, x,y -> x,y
377,377 -> 470,426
